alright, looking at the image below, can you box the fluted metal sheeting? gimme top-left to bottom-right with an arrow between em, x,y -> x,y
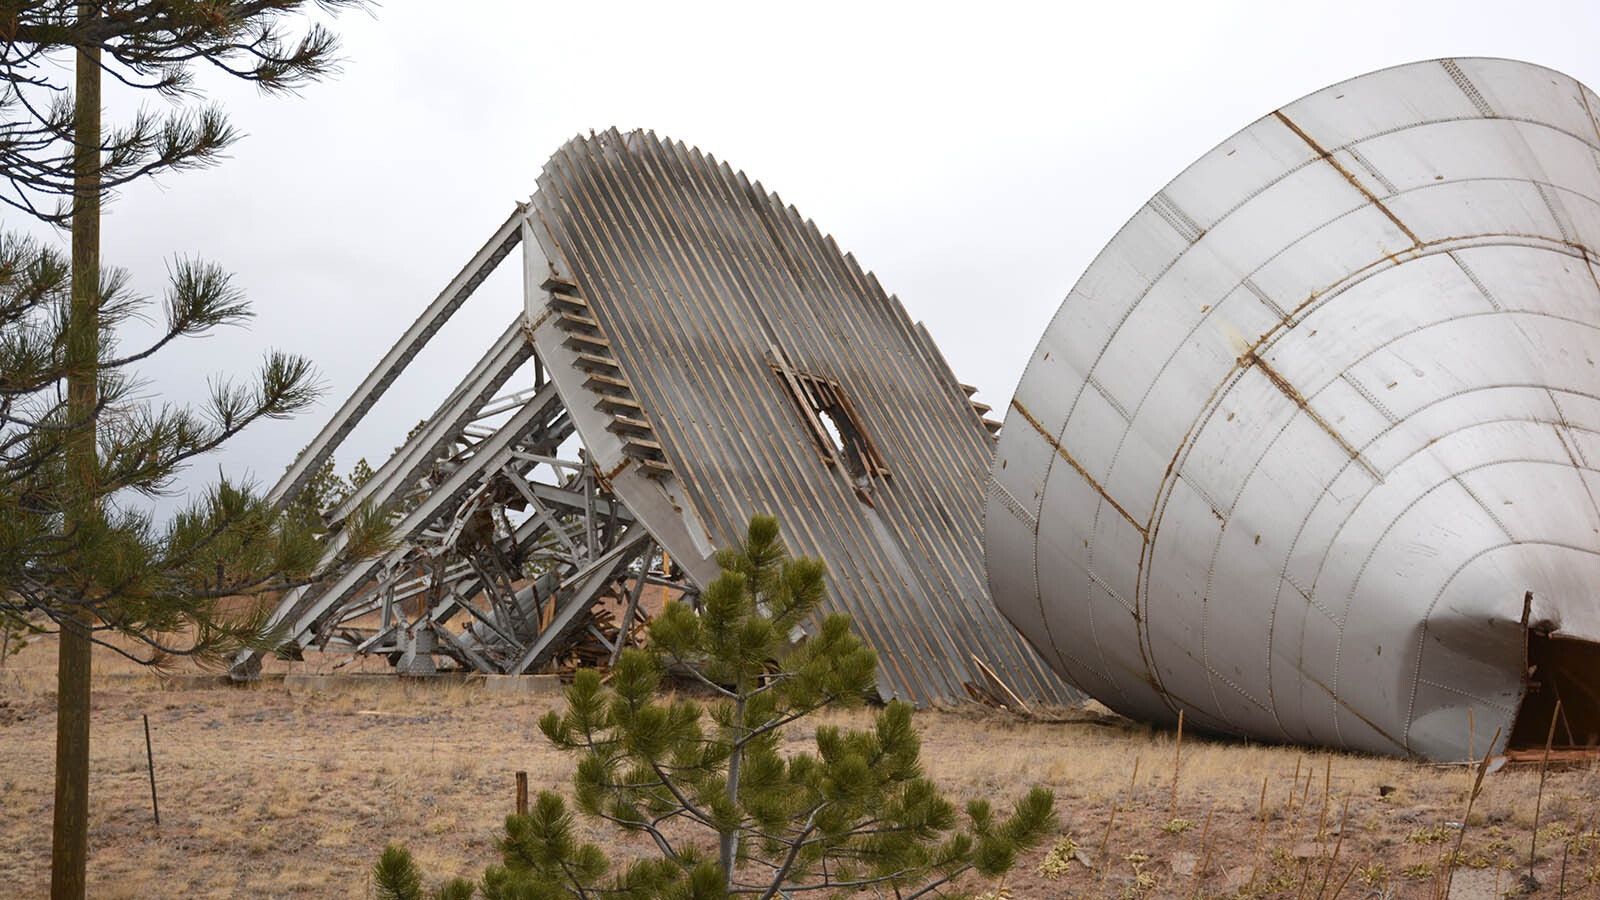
989,58 -> 1600,760
530,129 -> 1079,708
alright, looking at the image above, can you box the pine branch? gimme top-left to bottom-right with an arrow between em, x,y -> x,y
0,2 -> 371,222
589,808 -> 686,867
756,804 -> 825,900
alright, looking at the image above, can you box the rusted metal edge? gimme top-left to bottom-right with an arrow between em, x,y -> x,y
1009,397 -> 1148,537
1273,110 -> 1423,249
1241,349 -> 1383,481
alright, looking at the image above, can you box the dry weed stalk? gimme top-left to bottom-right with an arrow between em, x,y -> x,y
1315,756 -> 1332,842
1247,774 -> 1270,891
1292,861 -> 1314,900
1580,813 -> 1600,900
1560,833 -> 1571,899
1286,757 -> 1305,835
1284,762 -> 1317,862
1438,726 -> 1501,900
1194,804 -> 1217,888
1170,709 -> 1184,813
1327,860 -> 1360,900
1313,794 -> 1352,900
1300,767 -> 1316,819
1090,754 -> 1142,889
1531,700 -> 1565,882
1094,757 -> 1138,894
1095,802 -> 1118,895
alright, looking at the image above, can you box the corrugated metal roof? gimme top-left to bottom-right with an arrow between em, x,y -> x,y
528,128 -> 1078,708
988,58 -> 1600,759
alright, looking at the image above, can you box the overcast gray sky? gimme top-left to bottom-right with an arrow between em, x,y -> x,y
13,0 -> 1600,510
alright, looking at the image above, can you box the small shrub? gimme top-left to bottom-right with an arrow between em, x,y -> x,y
1356,862 -> 1388,885
1038,836 -> 1081,879
1407,823 -> 1453,844
1403,862 -> 1435,879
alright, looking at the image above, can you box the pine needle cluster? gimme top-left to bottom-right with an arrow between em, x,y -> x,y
1,0 -> 371,223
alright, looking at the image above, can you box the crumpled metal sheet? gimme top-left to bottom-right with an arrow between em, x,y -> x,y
987,58 -> 1600,759
530,129 -> 1080,708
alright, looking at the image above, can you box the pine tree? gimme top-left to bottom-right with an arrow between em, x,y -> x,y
384,516 -> 1057,899
0,4 -> 374,896
284,453 -> 366,532
373,844 -> 475,900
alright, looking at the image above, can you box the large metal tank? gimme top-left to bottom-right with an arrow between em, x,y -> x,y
987,58 -> 1600,760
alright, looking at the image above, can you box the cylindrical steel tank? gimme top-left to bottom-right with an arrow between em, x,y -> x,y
987,58 -> 1600,760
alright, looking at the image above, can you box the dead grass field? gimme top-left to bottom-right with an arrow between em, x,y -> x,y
2,634 -> 1598,899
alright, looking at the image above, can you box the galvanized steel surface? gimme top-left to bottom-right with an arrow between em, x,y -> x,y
987,58 -> 1600,759
530,129 -> 1078,707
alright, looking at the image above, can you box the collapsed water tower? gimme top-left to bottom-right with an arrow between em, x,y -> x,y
987,58 -> 1600,761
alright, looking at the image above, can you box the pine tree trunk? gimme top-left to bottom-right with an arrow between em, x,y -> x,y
721,694 -> 744,891
51,9 -> 101,898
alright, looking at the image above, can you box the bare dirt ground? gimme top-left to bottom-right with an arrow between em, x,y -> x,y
2,635 -> 1597,899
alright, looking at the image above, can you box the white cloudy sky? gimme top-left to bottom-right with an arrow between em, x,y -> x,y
13,0 -> 1600,510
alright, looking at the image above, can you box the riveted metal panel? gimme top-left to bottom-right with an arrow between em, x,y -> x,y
990,58 -> 1600,760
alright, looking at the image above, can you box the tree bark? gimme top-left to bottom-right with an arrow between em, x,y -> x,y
51,6 -> 101,898
721,694 -> 745,890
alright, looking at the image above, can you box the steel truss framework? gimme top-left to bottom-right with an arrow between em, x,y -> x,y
234,133 -> 1078,709
231,209 -> 686,679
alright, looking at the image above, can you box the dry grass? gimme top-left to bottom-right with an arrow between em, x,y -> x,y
2,634 -> 1598,899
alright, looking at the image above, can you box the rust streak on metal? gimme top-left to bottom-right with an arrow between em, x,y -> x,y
1581,252 -> 1600,304
1301,670 -> 1410,754
601,457 -> 634,482
1274,111 -> 1422,249
1241,350 -> 1382,481
1010,398 -> 1148,537
524,305 -> 555,335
